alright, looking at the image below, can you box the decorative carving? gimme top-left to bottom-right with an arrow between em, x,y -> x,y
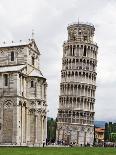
29,108 -> 35,114
30,101 -> 36,106
4,100 -> 13,109
23,101 -> 26,107
68,28 -> 78,41
19,101 -> 22,106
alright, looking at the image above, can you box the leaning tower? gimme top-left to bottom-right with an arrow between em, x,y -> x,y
56,22 -> 98,146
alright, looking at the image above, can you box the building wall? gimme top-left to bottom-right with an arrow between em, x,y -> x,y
0,40 -> 47,146
95,128 -> 105,143
0,44 -> 40,69
0,46 -> 27,66
0,97 -> 17,143
0,73 -> 17,97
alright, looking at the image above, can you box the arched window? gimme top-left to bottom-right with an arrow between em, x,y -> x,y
70,46 -> 72,56
32,57 -> 35,66
31,81 -> 34,87
4,74 -> 8,86
11,51 -> 14,61
83,46 -> 86,56
73,47 -> 75,56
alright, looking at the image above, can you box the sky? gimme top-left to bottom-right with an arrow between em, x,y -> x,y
0,0 -> 116,121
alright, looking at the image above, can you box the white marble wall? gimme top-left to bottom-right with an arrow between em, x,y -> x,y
0,40 -> 47,146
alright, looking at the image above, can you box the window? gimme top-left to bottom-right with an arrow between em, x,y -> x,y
11,51 -> 14,61
31,81 -> 34,87
4,74 -> 8,86
84,36 -> 87,41
32,57 -> 35,66
73,47 -> 75,56
83,46 -> 86,56
78,29 -> 81,35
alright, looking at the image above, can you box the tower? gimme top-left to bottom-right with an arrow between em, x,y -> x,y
56,22 -> 98,146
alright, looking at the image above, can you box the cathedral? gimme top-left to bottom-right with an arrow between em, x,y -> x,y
0,39 -> 47,146
56,22 -> 98,146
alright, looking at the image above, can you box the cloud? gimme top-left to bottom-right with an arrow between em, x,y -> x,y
0,0 -> 116,121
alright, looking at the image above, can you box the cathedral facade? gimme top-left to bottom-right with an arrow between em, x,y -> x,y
56,22 -> 98,146
0,39 -> 47,146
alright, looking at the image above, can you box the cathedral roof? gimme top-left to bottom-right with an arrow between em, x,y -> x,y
29,69 -> 44,78
0,42 -> 28,48
0,39 -> 40,54
0,64 -> 26,72
0,65 -> 45,79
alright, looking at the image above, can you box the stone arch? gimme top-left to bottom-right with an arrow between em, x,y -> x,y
79,72 -> 81,76
78,84 -> 81,89
73,97 -> 76,102
72,71 -> 74,76
83,72 -> 85,77
81,45 -> 83,49
66,97 -> 69,102
75,71 -> 78,76
83,59 -> 86,63
68,71 -> 70,77
77,45 -> 79,48
72,58 -> 75,63
87,59 -> 89,64
86,72 -> 88,78
89,73 -> 91,79
69,59 -> 71,63
19,100 -> 22,106
71,84 -> 73,90
74,84 -> 77,89
76,59 -> 79,62
82,85 -> 84,89
70,97 -> 72,103
67,83 -> 70,90
23,101 -> 26,107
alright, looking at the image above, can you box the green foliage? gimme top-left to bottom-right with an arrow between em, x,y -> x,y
104,122 -> 116,142
47,118 -> 57,143
0,147 -> 116,155
110,133 -> 116,142
104,123 -> 109,141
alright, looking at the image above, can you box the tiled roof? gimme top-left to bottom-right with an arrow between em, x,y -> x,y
95,128 -> 105,133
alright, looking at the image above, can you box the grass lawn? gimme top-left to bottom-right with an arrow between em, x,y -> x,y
0,147 -> 116,155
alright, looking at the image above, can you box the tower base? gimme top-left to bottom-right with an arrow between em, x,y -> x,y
56,123 -> 94,146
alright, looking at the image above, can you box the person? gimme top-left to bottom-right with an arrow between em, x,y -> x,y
69,142 -> 73,147
43,140 -> 45,148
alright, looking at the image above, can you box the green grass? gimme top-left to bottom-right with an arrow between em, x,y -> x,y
0,147 -> 116,155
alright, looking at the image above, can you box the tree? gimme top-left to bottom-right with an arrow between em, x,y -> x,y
104,122 -> 116,142
104,123 -> 109,141
47,118 -> 57,144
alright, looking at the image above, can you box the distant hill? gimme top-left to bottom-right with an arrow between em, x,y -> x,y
94,121 -> 106,128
